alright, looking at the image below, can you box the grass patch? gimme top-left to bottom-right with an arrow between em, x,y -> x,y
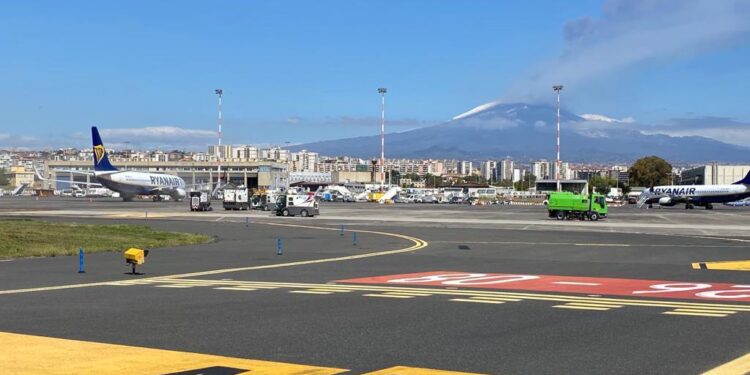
0,219 -> 213,258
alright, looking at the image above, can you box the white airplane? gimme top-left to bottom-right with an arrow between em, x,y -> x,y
38,126 -> 196,201
637,171 -> 750,210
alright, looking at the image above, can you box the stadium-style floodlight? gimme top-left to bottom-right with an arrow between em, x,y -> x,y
378,88 -> 387,190
553,85 -> 563,192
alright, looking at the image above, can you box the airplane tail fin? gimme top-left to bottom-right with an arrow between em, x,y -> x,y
91,126 -> 118,172
733,171 -> 750,185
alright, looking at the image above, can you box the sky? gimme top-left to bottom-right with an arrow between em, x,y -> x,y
1,0 -> 749,150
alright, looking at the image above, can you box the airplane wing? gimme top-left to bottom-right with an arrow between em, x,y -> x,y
34,168 -> 103,187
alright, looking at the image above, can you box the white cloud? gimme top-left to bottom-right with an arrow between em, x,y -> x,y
580,113 -> 635,123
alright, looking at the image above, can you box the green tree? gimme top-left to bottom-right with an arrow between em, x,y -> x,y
497,179 -> 514,188
629,156 -> 673,186
0,168 -> 8,186
514,174 -> 537,191
588,175 -> 616,195
424,174 -> 442,188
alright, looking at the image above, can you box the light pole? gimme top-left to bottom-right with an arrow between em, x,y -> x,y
378,87 -> 387,190
214,88 -> 223,191
553,85 -> 563,192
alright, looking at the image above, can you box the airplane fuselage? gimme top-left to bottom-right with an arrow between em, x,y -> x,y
643,184 -> 750,206
94,171 -> 186,199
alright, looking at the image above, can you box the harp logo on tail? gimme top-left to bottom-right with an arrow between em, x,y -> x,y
93,145 -> 105,165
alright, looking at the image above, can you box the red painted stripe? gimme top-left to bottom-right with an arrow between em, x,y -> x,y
337,271 -> 750,303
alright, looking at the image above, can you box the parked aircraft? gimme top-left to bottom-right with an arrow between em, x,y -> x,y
38,127 -> 196,201
637,171 -> 750,209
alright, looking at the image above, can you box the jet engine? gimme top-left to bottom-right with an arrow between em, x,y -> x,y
172,188 -> 187,202
658,197 -> 676,206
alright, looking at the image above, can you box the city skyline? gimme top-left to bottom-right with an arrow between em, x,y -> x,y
1,1 -> 750,150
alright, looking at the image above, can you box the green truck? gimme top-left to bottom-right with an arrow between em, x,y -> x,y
547,192 -> 608,221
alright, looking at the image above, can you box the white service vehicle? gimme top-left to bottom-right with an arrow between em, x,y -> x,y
223,188 -> 250,210
275,193 -> 319,217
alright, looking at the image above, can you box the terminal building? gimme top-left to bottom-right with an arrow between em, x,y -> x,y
535,179 -> 588,194
680,164 -> 750,185
42,160 -> 288,191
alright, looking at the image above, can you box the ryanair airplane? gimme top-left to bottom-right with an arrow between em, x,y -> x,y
40,127 -> 194,201
637,171 -> 750,209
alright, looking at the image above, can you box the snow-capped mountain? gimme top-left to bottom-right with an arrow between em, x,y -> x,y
291,102 -> 750,162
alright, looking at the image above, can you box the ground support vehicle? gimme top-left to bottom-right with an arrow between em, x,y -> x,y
547,192 -> 608,221
275,193 -> 319,217
223,188 -> 250,210
189,191 -> 212,211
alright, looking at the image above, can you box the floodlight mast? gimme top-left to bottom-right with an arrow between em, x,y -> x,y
378,87 -> 387,190
215,89 -> 223,190
553,85 -> 563,192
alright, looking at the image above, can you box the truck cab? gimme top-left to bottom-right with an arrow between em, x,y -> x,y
275,193 -> 319,217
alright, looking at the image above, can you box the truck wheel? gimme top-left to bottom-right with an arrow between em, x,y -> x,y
300,209 -> 309,217
589,212 -> 599,221
282,209 -> 290,217
555,211 -> 565,220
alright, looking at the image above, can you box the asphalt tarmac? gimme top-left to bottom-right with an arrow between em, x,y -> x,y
1,197 -> 749,374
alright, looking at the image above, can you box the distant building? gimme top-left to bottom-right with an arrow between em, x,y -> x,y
481,161 -> 496,181
532,160 -> 551,179
535,179 -> 588,194
499,158 -> 514,181
458,161 -> 473,176
681,164 -> 750,185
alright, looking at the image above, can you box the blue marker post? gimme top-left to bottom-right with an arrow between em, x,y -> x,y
352,232 -> 357,246
277,238 -> 283,255
340,224 -> 344,237
77,247 -> 85,273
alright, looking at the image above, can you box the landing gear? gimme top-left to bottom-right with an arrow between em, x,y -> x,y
152,195 -> 162,202
685,203 -> 694,209
122,195 -> 134,202
706,203 -> 714,210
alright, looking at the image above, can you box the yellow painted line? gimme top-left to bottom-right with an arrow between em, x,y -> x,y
381,292 -> 433,297
154,284 -> 194,288
363,294 -> 414,299
214,287 -> 258,291
364,365 -> 485,374
553,305 -> 611,311
307,288 -> 352,293
662,311 -> 728,317
450,298 -> 505,304
468,296 -> 523,302
0,331 -> 346,374
565,302 -> 623,308
289,290 -> 333,295
0,222 -> 428,296
670,308 -> 736,314
703,352 -> 750,375
143,278 -> 750,312
692,260 -> 750,271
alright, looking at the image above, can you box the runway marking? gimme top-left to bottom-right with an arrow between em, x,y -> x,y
154,284 -> 194,288
553,304 -> 611,311
450,298 -> 505,304
363,366 -> 484,375
123,278 -> 750,318
290,290 -> 333,295
429,240 -> 750,248
703,352 -> 750,375
214,287 -> 258,291
692,260 -> 750,271
0,331 -> 346,374
662,311 -> 728,318
340,271 -> 750,303
363,293 -> 415,299
0,223 -> 428,296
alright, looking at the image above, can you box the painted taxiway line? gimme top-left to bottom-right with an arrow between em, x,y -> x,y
692,260 -> 750,271
0,222 -> 428,296
703,352 -> 750,375
123,278 -> 750,317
